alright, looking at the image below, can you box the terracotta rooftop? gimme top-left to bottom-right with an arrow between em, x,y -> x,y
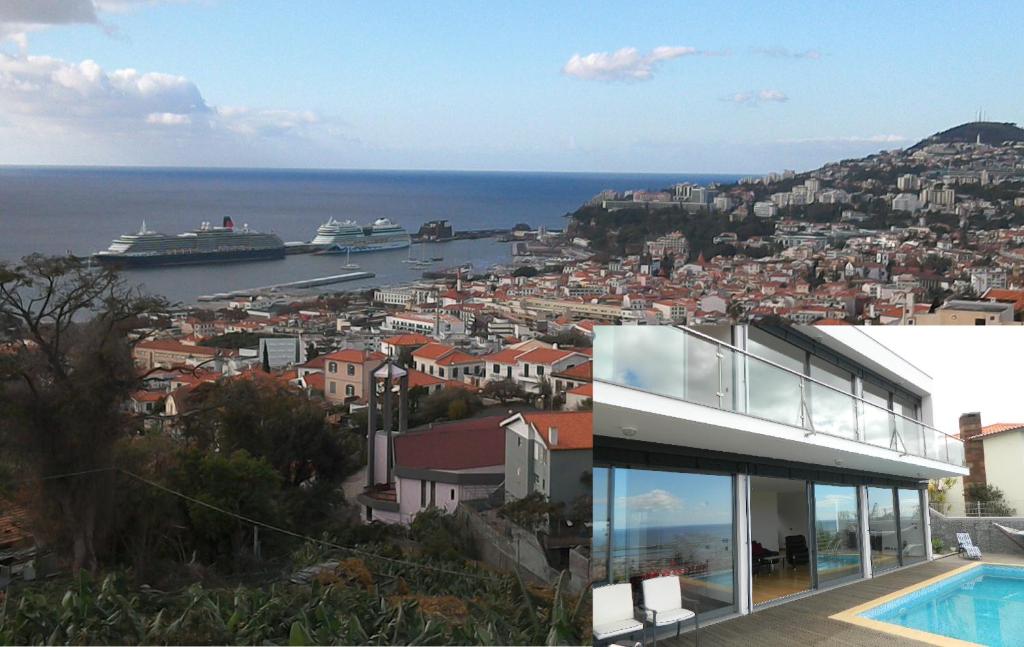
520,411 -> 593,451
411,342 -> 456,361
516,347 -> 583,365
552,360 -> 593,381
135,339 -> 222,356
382,333 -> 433,347
567,382 -> 593,397
322,348 -> 386,363
395,416 -> 506,470
978,422 -> 1024,439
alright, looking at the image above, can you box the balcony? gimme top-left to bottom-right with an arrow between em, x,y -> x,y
594,326 -> 965,469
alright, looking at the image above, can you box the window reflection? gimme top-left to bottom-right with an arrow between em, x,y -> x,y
609,468 -> 736,617
898,489 -> 926,565
867,487 -> 900,573
814,484 -> 861,586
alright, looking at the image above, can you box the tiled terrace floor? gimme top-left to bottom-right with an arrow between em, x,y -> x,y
659,553 -> 1024,646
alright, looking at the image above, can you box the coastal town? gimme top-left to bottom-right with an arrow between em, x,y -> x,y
5,120 -> 1024,644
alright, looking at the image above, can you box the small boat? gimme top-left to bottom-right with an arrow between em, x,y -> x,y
430,256 -> 444,262
341,247 -> 360,270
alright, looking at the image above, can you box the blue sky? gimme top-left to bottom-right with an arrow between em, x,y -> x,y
1,1 -> 1021,172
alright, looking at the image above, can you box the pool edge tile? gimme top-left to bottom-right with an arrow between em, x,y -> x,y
829,562 -> 984,646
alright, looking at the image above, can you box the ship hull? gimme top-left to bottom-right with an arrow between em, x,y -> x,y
314,238 -> 411,254
93,247 -> 285,268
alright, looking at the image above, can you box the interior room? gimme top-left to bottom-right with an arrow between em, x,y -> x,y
749,476 -> 811,605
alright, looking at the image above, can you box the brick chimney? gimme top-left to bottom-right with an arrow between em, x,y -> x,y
959,412 -> 986,490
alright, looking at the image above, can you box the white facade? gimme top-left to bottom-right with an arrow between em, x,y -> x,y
592,325 -> 966,628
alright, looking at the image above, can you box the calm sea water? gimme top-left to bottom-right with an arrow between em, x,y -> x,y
0,167 -> 741,303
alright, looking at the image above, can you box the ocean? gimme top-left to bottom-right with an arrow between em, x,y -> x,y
0,167 -> 742,303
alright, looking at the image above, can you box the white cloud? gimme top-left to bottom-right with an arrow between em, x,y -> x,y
0,52 -> 344,164
752,47 -> 822,60
0,0 -> 98,25
562,45 -> 708,81
619,489 -> 684,513
146,111 -> 190,125
728,89 -> 789,105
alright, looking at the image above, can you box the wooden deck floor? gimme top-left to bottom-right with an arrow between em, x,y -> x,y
659,554 -> 1024,647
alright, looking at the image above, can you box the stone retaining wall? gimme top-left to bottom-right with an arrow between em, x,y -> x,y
929,507 -> 1024,554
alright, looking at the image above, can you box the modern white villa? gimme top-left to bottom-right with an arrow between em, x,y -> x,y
592,324 -> 969,631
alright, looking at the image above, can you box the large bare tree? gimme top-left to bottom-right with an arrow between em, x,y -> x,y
0,255 -> 167,572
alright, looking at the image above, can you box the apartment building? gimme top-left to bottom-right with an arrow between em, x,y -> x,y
593,324 -> 967,628
502,411 -> 593,506
410,342 -> 485,383
322,348 -> 386,403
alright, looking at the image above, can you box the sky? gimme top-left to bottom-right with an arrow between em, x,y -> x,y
1,1 -> 1022,173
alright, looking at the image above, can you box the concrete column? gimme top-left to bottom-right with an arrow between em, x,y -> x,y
858,485 -> 873,579
922,488 -> 934,561
366,379 -> 378,489
735,473 -> 751,615
382,373 -> 394,484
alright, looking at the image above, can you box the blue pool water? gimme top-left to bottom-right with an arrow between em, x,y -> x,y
818,554 -> 861,571
861,564 -> 1024,646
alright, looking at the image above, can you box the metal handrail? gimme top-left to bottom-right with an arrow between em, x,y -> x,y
595,325 -> 964,466
671,325 -> 961,444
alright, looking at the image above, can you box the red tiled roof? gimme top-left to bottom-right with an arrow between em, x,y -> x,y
0,499 -> 31,549
322,348 -> 386,363
482,347 -> 529,364
520,411 -> 592,451
405,369 -> 444,389
567,382 -> 593,397
553,360 -> 592,381
978,423 -> 1024,439
382,333 -> 433,347
130,390 -> 166,402
394,416 -> 506,470
135,339 -> 221,356
302,373 -> 326,392
436,350 -> 481,366
300,356 -> 326,370
517,347 -> 582,365
411,343 -> 456,361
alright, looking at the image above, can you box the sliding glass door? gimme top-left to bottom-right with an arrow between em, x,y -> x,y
868,487 -> 900,573
813,484 -> 862,586
600,467 -> 737,618
898,489 -> 927,565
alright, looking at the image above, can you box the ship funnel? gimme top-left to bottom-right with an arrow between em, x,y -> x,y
223,216 -> 234,230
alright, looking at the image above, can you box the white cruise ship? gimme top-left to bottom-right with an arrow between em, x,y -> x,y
311,217 -> 411,254
94,217 -> 285,267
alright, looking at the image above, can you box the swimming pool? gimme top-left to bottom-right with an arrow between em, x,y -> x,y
857,564 -> 1024,646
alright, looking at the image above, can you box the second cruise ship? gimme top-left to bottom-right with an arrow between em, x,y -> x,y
311,217 -> 412,254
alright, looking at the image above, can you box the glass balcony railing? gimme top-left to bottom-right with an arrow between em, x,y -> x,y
593,325 -> 966,468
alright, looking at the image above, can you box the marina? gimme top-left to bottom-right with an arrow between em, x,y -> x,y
196,271 -> 375,301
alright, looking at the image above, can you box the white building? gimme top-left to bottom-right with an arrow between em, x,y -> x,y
592,324 -> 966,631
892,193 -> 922,212
753,201 -> 778,219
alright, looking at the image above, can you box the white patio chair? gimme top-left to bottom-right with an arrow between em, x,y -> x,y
592,582 -> 644,646
956,532 -> 982,560
640,575 -> 699,647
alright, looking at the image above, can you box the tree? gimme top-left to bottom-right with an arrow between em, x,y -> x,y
965,483 -> 1016,516
305,341 -> 319,361
173,449 -> 283,565
0,255 -> 167,572
481,378 -> 527,404
498,492 -> 563,532
536,377 -> 553,410
261,344 -> 271,372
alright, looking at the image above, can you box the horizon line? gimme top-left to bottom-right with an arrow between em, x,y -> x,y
0,162 -> 761,177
